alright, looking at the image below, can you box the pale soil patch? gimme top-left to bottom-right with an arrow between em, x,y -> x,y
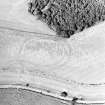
0,0 -> 56,35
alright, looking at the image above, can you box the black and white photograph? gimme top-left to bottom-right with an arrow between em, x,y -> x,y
0,0 -> 105,105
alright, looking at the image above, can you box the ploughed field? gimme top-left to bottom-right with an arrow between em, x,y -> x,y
28,0 -> 105,38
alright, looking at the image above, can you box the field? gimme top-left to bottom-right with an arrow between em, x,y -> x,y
0,0 -> 105,104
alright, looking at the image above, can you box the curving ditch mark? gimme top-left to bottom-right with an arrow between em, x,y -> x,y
19,38 -> 72,68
